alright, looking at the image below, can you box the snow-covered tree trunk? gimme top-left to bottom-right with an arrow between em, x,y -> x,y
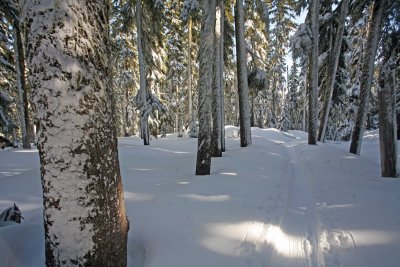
235,0 -> 252,147
136,0 -> 150,145
377,41 -> 398,177
24,1 -> 129,266
211,2 -> 223,157
350,0 -> 387,155
308,0 -> 319,145
196,0 -> 216,175
318,0 -> 349,142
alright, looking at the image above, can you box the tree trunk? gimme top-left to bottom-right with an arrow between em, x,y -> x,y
377,42 -> 398,177
235,0 -> 252,147
220,2 -> 225,152
318,0 -> 349,142
211,3 -> 223,157
25,1 -> 129,266
137,0 -> 150,145
308,0 -> 319,145
350,0 -> 387,155
196,0 -> 216,175
188,18 -> 196,137
13,14 -> 32,149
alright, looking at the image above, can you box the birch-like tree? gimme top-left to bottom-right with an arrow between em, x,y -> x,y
235,0 -> 252,147
196,0 -> 215,175
24,1 -> 129,265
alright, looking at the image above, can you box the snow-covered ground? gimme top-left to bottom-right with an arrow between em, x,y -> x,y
1,127 -> 399,267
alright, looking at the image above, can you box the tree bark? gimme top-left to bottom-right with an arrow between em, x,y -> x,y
211,2 -> 223,157
136,0 -> 150,145
349,0 -> 387,155
13,20 -> 32,149
308,0 -> 319,145
188,17 -> 196,137
220,2 -> 225,152
196,0 -> 216,175
24,1 -> 129,266
235,0 -> 252,147
377,43 -> 398,177
318,0 -> 349,142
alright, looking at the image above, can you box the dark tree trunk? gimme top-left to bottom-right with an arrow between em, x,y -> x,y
196,0 -> 216,175
308,0 -> 319,145
350,0 -> 388,155
211,2 -> 223,157
235,0 -> 252,147
377,37 -> 398,178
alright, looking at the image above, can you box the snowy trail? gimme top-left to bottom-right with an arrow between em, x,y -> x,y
267,139 -> 321,267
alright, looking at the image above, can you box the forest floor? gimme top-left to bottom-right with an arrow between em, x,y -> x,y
0,127 -> 400,267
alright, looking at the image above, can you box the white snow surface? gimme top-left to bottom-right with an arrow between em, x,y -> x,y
1,127 -> 400,267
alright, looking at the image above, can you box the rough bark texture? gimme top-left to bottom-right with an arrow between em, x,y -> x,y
196,0 -> 216,175
137,0 -> 150,145
211,4 -> 223,157
318,0 -> 349,142
378,46 -> 397,177
308,0 -> 319,145
24,1 -> 129,266
349,0 -> 387,155
235,0 -> 252,147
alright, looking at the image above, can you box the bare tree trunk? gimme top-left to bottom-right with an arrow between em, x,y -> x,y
377,39 -> 398,177
350,0 -> 387,155
188,18 -> 196,136
235,0 -> 252,147
211,2 -> 223,157
308,0 -> 319,145
220,2 -> 225,152
24,1 -> 129,266
13,21 -> 32,149
136,0 -> 150,145
196,0 -> 216,175
318,0 -> 349,142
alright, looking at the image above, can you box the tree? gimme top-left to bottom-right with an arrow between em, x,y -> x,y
318,0 -> 350,142
211,0 -> 224,157
24,1 -> 129,265
308,0 -> 320,145
196,0 -> 215,175
136,0 -> 150,145
378,34 -> 398,177
349,0 -> 388,154
1,0 -> 32,148
235,0 -> 252,147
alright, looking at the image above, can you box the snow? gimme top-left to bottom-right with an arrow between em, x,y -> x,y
1,127 -> 400,267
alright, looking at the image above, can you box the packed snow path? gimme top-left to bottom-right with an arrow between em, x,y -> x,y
1,128 -> 400,267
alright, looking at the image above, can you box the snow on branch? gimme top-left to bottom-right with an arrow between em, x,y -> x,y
290,23 -> 312,58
